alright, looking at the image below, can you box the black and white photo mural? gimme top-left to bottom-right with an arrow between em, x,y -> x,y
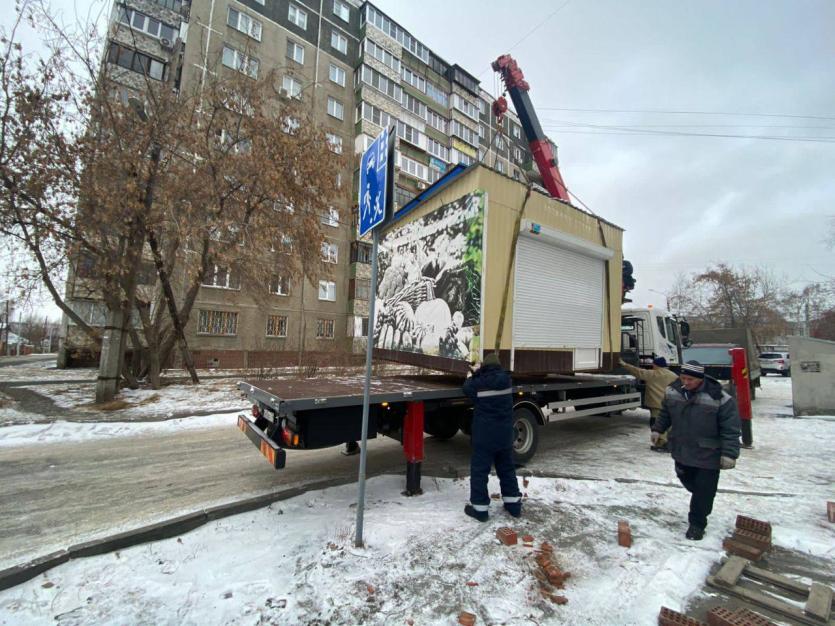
374,191 -> 485,364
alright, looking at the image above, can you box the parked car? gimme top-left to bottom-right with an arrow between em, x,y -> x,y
759,351 -> 791,377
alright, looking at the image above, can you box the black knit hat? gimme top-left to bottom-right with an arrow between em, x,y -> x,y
680,360 -> 705,379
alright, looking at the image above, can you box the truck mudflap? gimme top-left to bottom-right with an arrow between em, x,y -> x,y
237,415 -> 286,469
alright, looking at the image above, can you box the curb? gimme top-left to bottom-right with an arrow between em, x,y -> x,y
0,476 -> 352,592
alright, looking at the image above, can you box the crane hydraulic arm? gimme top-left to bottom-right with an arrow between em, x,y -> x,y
492,54 -> 570,203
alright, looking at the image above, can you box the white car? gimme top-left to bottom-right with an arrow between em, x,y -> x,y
759,352 -> 791,377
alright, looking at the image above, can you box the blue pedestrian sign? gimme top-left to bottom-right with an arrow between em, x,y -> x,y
358,128 -> 389,237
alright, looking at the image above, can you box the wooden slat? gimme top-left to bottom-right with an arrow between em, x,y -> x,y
805,582 -> 833,622
746,564 -> 810,595
714,556 -> 749,588
706,576 -> 829,626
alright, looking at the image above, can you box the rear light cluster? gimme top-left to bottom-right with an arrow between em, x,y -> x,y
281,426 -> 299,447
777,359 -> 785,364
251,404 -> 262,418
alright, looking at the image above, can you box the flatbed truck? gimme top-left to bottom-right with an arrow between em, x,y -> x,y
236,373 -> 639,494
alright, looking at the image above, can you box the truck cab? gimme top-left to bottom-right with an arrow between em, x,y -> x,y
621,307 -> 690,367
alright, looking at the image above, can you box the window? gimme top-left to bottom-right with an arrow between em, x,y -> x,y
327,97 -> 344,120
351,241 -> 372,264
401,66 -> 426,93
333,0 -> 350,21
351,278 -> 371,301
427,138 -> 449,162
452,93 -> 480,120
495,159 -> 505,174
286,40 -> 304,64
358,65 -> 402,102
401,92 -> 427,121
266,315 -> 288,337
326,132 -> 343,154
117,6 -> 178,42
364,5 -> 429,63
316,318 -> 335,339
222,45 -> 258,78
107,43 -> 166,81
227,7 -> 262,41
514,147 -> 523,162
151,0 -> 182,11
282,116 -> 300,134
656,316 -> 667,338
288,4 -> 307,29
495,136 -> 506,150
331,31 -> 348,54
318,280 -> 336,301
363,39 -> 399,72
394,185 -> 413,209
666,318 -> 679,345
426,108 -> 447,134
198,310 -> 238,335
281,75 -> 302,98
321,241 -> 338,263
358,101 -> 394,131
202,265 -> 241,289
425,81 -> 449,108
322,207 -> 339,227
450,148 -> 474,166
399,153 -> 428,182
450,120 -> 479,147
512,124 -> 521,139
329,63 -> 346,87
396,120 -> 425,150
269,275 -> 290,295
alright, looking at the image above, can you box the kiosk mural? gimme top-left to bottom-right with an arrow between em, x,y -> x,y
374,191 -> 485,363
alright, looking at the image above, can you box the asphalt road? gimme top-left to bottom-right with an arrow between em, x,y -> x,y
0,412 -> 644,570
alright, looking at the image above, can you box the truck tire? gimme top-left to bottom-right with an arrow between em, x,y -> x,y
424,416 -> 459,440
512,407 -> 539,465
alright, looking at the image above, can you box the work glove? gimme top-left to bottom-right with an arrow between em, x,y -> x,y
618,359 -> 626,366
650,431 -> 660,446
720,456 -> 736,470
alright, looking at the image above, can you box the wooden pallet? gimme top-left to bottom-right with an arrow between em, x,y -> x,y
707,556 -> 834,626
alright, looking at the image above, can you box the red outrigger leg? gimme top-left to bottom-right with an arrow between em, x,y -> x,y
730,347 -> 753,447
403,401 -> 425,496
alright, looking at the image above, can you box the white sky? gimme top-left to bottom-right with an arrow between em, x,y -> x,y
3,0 -> 834,319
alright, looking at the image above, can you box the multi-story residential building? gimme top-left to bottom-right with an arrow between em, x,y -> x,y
60,0 -> 541,368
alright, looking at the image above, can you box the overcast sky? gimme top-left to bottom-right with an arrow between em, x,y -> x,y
4,0 -> 834,320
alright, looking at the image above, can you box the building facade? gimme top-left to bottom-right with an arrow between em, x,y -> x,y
60,0 -> 542,368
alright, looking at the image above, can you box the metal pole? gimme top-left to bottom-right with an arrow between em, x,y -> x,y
354,228 -> 379,548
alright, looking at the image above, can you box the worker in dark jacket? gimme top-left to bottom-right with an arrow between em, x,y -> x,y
462,352 -> 522,522
653,360 -> 741,540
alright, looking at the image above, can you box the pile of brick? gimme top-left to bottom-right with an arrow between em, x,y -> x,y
532,541 -> 570,605
706,606 -> 776,626
658,606 -> 776,626
722,516 -> 772,561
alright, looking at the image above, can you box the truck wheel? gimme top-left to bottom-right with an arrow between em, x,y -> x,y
424,414 -> 459,440
512,407 -> 539,465
781,370 -> 789,377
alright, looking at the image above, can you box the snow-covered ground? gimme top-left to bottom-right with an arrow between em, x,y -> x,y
0,377 -> 833,625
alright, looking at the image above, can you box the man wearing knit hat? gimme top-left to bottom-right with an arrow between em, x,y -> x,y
619,356 -> 678,451
462,352 -> 522,522
653,360 -> 741,540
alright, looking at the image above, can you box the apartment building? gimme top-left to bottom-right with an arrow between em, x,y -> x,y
60,0 -> 539,368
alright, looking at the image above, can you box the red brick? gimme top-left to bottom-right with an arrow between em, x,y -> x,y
707,606 -> 736,626
735,516 -> 772,540
465,581 -> 478,587
732,528 -> 771,552
828,501 -> 835,523
458,611 -> 476,626
722,538 -> 763,561
729,608 -> 777,626
522,534 -> 534,544
535,553 -> 552,569
618,520 -> 633,548
496,527 -> 517,546
658,606 -> 707,626
552,594 -> 568,605
523,477 -> 530,488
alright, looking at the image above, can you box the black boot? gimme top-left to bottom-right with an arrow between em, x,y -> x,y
685,525 -> 704,540
342,441 -> 360,456
464,504 -> 488,522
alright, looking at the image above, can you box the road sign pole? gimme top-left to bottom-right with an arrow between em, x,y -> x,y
354,228 -> 379,548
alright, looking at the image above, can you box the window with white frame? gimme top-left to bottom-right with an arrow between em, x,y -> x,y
331,31 -> 348,54
269,275 -> 290,295
426,137 -> 449,162
326,132 -> 343,154
401,92 -> 426,121
401,66 -> 426,93
358,101 -> 393,130
452,93 -> 480,120
335,172 -> 342,188
227,7 -> 262,41
450,120 -> 479,147
512,124 -> 521,139
282,116 -> 300,134
495,135 -> 506,150
321,241 -> 338,264
322,207 -> 339,227
281,75 -> 302,98
288,4 -> 308,29
358,65 -> 402,102
318,280 -> 336,301
266,314 -> 288,337
329,63 -> 346,87
327,97 -> 344,120
496,159 -> 506,174
198,309 -> 238,335
399,153 -> 428,182
426,108 -> 447,134
396,120 -> 425,150
316,318 -> 335,339
222,45 -> 258,78
202,265 -> 241,289
117,6 -> 178,42
514,146 -> 523,162
425,81 -> 449,108
286,40 -> 304,64
333,0 -> 350,22
363,39 -> 399,72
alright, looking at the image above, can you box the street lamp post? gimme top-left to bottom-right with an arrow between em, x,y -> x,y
648,288 -> 670,310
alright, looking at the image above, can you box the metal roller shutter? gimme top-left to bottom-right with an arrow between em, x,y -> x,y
513,232 -> 605,369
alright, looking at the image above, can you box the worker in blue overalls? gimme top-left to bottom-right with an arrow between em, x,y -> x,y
462,352 -> 522,521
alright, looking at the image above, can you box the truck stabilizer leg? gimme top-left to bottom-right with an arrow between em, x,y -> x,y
403,401 -> 425,496
730,348 -> 754,448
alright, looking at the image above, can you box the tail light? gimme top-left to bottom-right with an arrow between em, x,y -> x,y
281,426 -> 299,447
777,359 -> 785,364
251,404 -> 262,418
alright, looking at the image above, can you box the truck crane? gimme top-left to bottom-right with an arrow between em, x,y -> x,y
492,53 -> 636,302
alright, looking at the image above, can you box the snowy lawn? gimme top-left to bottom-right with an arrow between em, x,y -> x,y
0,377 -> 833,625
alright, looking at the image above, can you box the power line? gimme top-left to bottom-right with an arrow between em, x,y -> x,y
536,106 -> 835,122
